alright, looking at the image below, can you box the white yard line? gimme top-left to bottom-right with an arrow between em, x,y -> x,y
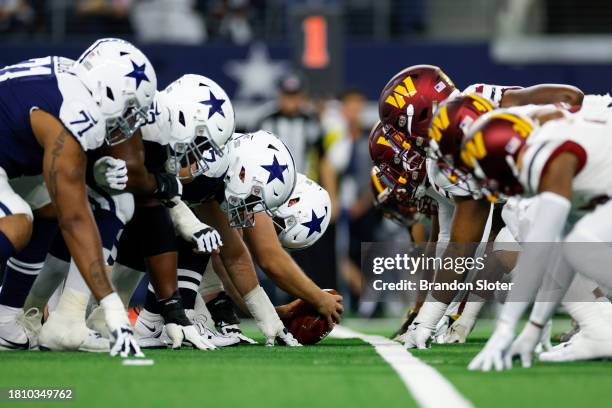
330,326 -> 474,408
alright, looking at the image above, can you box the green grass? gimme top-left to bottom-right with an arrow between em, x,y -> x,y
1,319 -> 611,408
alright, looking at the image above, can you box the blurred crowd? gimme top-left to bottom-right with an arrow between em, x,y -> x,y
0,0 -> 426,44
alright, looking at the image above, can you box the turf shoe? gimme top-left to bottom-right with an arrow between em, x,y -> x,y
539,329 -> 612,362
134,309 -> 168,349
39,311 -> 109,352
0,307 -> 40,350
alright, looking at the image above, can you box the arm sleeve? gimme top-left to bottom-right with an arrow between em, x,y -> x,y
498,192 -> 571,329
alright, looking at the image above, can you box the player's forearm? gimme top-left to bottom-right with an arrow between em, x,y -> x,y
259,250 -> 322,307
220,248 -> 259,297
210,254 -> 251,315
58,212 -> 112,300
125,163 -> 158,195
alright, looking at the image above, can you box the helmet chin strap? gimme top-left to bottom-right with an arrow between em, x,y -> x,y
405,104 -> 414,135
506,154 -> 520,178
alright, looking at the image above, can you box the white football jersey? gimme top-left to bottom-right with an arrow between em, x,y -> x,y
519,116 -> 612,209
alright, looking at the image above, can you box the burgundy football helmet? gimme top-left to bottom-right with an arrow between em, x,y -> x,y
368,121 -> 427,198
428,93 -> 495,185
371,166 -> 437,227
461,111 -> 535,203
378,65 -> 458,155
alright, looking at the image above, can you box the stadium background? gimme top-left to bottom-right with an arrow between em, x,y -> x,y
1,0 -> 610,316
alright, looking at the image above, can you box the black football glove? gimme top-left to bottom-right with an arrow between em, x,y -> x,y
153,172 -> 183,207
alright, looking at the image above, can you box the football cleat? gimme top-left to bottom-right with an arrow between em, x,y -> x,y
0,308 -> 41,350
539,329 -> 612,362
558,319 -> 580,343
39,311 -> 109,352
134,310 -> 168,349
86,305 -> 112,339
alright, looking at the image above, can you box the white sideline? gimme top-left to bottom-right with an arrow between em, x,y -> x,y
330,326 -> 473,408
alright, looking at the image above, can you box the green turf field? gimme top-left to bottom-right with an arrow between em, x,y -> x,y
0,318 -> 611,408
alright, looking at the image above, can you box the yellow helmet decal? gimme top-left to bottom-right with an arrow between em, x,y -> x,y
460,130 -> 487,168
428,104 -> 450,142
385,76 -> 417,108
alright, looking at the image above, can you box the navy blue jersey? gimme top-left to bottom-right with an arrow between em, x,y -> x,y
0,56 -> 105,178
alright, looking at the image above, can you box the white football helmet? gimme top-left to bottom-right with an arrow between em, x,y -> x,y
73,38 -> 157,145
223,131 -> 296,228
272,173 -> 331,250
159,74 -> 235,179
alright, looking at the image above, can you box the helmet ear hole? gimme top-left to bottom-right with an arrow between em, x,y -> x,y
106,87 -> 114,101
418,108 -> 429,122
178,111 -> 186,126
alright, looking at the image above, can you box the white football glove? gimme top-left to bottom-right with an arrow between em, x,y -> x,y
192,226 -> 223,254
168,200 -> 223,253
444,316 -> 476,344
165,323 -> 217,350
100,293 -> 144,358
244,286 -> 301,347
267,327 -> 301,347
534,319 -> 553,353
504,321 -> 542,369
401,323 -> 433,349
93,156 -> 128,191
218,323 -> 258,344
468,321 -> 515,372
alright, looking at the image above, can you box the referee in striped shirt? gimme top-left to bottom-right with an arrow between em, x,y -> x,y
255,74 -> 339,290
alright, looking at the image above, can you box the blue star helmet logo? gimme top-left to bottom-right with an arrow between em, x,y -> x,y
261,155 -> 288,184
301,210 -> 325,238
125,60 -> 149,89
200,92 -> 226,119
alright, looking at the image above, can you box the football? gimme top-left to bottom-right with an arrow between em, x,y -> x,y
282,289 -> 339,345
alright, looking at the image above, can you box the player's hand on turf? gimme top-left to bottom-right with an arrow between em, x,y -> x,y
504,321 -> 542,369
166,323 -> 217,350
315,290 -> 344,329
93,156 -> 128,191
535,319 -> 553,353
444,316 -> 475,344
110,325 -> 145,358
191,225 -> 223,254
401,323 -> 433,349
468,321 -> 514,371
218,323 -> 258,344
101,293 -> 143,358
267,327 -> 301,347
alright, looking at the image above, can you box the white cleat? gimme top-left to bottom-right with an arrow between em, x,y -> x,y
39,312 -> 109,352
189,312 -> 239,348
0,308 -> 40,350
134,311 -> 168,349
85,305 -> 112,339
539,330 -> 612,362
